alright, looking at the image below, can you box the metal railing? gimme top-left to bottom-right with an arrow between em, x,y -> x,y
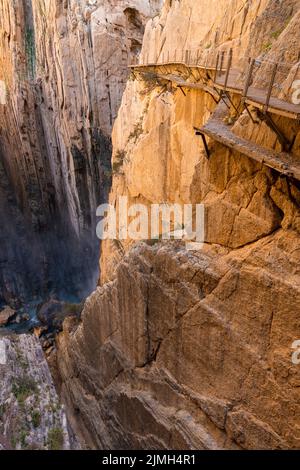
130,48 -> 300,109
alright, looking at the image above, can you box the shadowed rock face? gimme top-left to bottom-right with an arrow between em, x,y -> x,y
0,151 -> 99,306
0,0 -> 162,304
55,0 -> 300,450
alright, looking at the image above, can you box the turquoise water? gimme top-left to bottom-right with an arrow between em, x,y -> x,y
4,291 -> 84,334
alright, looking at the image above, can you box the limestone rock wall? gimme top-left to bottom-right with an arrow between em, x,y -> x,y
0,333 -> 73,450
55,0 -> 300,449
102,0 -> 300,280
57,234 -> 300,449
0,0 -> 161,304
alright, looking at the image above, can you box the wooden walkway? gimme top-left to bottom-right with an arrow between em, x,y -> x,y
214,70 -> 300,120
128,61 -> 225,73
155,73 -> 220,101
129,50 -> 300,179
129,53 -> 300,120
195,102 -> 300,180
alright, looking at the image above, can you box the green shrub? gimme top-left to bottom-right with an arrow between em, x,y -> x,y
47,428 -> 64,450
12,375 -> 37,404
262,42 -> 272,52
112,149 -> 127,174
63,303 -> 82,317
140,72 -> 160,94
20,430 -> 28,449
128,120 -> 143,143
31,410 -> 41,428
271,29 -> 283,40
11,436 -> 17,449
0,403 -> 6,418
25,27 -> 35,79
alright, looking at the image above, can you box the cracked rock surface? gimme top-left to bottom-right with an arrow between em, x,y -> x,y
55,0 -> 300,450
0,333 -> 73,450
56,233 -> 300,449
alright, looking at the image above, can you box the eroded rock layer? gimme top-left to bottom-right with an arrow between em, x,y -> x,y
57,235 -> 300,449
56,0 -> 300,449
0,333 -> 72,450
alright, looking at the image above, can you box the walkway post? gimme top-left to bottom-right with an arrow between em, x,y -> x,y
219,51 -> 225,73
264,62 -> 278,113
214,53 -> 220,82
242,58 -> 255,100
224,48 -> 233,91
185,50 -> 189,64
205,55 -> 208,73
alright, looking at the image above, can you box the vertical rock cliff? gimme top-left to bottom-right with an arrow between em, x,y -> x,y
0,333 -> 72,450
0,0 -> 161,305
55,0 -> 300,449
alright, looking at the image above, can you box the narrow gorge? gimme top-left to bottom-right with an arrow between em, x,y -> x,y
1,0 -> 300,452
0,0 -> 160,306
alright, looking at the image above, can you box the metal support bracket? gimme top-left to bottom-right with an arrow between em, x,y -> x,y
215,89 -> 230,110
242,102 -> 260,124
208,92 -> 220,105
131,71 -> 137,81
224,91 -> 239,114
194,127 -> 210,159
257,110 -> 295,152
177,86 -> 186,96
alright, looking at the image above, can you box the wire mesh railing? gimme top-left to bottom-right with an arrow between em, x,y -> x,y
130,48 -> 221,69
217,54 -> 300,107
250,60 -> 300,103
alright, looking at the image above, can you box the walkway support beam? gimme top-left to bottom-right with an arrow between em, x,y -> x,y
264,63 -> 278,113
194,127 -> 210,159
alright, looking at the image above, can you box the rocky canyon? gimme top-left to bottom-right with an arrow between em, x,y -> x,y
0,0 -> 162,450
1,0 -> 300,452
0,0 -> 160,305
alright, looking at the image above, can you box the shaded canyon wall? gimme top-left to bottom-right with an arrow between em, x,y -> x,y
0,0 -> 161,305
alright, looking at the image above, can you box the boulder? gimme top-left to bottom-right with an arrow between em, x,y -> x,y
0,307 -> 16,327
12,313 -> 30,325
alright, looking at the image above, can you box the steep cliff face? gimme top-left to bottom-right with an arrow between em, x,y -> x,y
0,0 -> 161,305
0,333 -> 73,450
53,0 -> 300,449
57,236 -> 300,449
